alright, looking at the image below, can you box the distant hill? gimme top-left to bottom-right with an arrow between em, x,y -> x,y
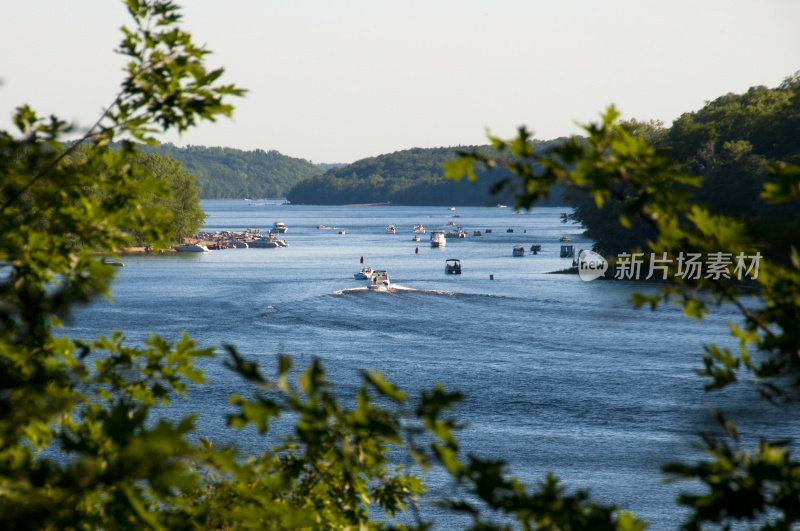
286,142 -> 567,206
136,143 -> 323,199
316,162 -> 347,172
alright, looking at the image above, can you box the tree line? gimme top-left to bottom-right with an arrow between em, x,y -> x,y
3,1 -> 799,528
568,76 -> 800,262
136,142 -> 323,199
286,144 -> 567,206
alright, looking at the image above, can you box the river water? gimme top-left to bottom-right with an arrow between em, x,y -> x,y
66,200 -> 797,529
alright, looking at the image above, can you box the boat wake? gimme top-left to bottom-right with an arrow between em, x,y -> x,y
330,284 -> 463,297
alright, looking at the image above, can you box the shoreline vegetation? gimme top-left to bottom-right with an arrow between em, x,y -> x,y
5,0 -> 798,526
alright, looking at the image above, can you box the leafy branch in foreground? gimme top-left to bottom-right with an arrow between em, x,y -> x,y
212,349 -> 644,530
1,3 -> 643,528
445,107 -> 800,529
0,0 -> 246,527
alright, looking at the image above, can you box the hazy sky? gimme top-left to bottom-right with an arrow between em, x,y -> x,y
2,1 -> 798,163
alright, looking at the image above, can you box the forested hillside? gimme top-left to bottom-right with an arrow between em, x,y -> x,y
137,143 -> 323,199
569,76 -> 800,260
286,143 -> 567,206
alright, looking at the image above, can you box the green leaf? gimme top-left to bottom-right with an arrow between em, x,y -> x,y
363,371 -> 405,403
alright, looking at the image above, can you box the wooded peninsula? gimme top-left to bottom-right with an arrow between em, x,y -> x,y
140,77 -> 798,260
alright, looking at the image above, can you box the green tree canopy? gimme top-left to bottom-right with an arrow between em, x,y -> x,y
0,1 -> 640,529
286,145 -> 568,206
564,78 -> 800,260
136,143 -> 323,199
134,152 -> 206,243
6,1 -> 798,529
447,102 -> 800,529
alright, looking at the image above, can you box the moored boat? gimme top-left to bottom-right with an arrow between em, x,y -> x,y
430,231 -> 446,248
513,244 -> 525,257
385,225 -> 396,234
175,243 -> 209,252
273,221 -> 288,233
248,239 -> 279,248
249,236 -> 288,248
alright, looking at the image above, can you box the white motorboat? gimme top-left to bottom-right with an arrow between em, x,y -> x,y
413,224 -> 425,234
249,237 -> 288,248
248,238 -> 279,248
272,221 -> 288,233
369,270 -> 390,289
430,231 -> 446,248
175,243 -> 209,252
385,225 -> 396,234
354,267 -> 373,280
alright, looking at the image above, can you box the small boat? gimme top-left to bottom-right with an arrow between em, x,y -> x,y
273,221 -> 288,233
430,231 -> 446,248
369,270 -> 390,289
530,244 -> 542,254
446,221 -> 456,226
506,228 -> 514,233
248,239 -> 279,248
513,244 -> 525,257
385,225 -> 396,234
354,267 -> 373,280
413,224 -> 425,234
412,235 -> 420,242
449,207 -> 456,211
249,237 -> 287,248
175,243 -> 209,252
103,257 -> 124,267
445,258 -> 461,274
473,231 -> 482,237
560,235 -> 571,242
496,204 -> 507,208
485,229 -> 492,233
445,230 -> 466,239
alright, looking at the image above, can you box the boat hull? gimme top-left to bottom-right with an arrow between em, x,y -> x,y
175,243 -> 209,252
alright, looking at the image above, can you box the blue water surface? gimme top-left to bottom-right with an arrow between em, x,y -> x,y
66,200 -> 797,530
